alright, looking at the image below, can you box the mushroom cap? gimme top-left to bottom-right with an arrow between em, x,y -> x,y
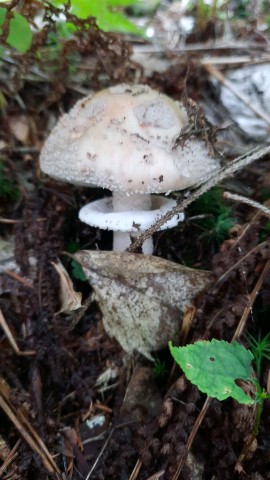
40,84 -> 219,194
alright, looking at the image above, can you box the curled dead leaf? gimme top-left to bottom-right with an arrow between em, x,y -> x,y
8,115 -> 30,144
51,261 -> 82,313
75,251 -> 212,359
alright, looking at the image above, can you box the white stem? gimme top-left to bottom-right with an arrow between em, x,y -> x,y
113,192 -> 152,212
112,192 -> 153,254
113,231 -> 154,254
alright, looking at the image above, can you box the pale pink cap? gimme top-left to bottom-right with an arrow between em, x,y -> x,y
40,84 -> 219,193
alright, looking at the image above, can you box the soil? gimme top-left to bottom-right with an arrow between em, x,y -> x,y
1,3 -> 270,479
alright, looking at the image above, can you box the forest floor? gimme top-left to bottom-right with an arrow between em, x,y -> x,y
1,2 -> 270,479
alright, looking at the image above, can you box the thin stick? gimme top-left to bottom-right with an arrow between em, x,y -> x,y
3,270 -> 33,289
0,309 -> 36,356
0,383 -> 62,478
146,470 -> 166,480
132,42 -> 268,54
232,259 -> 270,341
200,55 -> 270,66
223,191 -> 270,218
128,459 -> 142,480
128,145 -> 270,252
216,241 -> 267,285
172,397 -> 212,480
0,217 -> 20,224
86,421 -> 138,479
0,439 -> 20,476
203,63 -> 270,126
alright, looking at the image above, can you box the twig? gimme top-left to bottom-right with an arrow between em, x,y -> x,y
203,63 -> 270,126
170,257 -> 270,479
0,309 -> 36,356
172,397 -> 212,480
128,459 -> 142,480
128,145 -> 270,252
0,378 -> 62,479
0,217 -> 20,224
133,42 -> 269,54
232,259 -> 270,340
223,191 -> 270,218
0,439 -> 20,476
216,241 -> 268,285
200,55 -> 270,66
3,270 -> 33,289
86,421 -> 138,479
146,470 -> 166,480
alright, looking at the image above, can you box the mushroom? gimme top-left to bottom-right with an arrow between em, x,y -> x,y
40,84 -> 220,253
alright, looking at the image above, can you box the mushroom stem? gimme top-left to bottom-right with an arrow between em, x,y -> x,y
112,192 -> 153,254
113,231 -> 154,254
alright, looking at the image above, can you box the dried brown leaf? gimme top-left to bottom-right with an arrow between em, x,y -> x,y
52,260 -> 82,313
75,251 -> 212,359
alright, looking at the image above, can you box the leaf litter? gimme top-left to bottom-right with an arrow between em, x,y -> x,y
1,2 -> 270,479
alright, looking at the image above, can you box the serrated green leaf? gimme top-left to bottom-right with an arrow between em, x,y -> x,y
169,339 -> 255,404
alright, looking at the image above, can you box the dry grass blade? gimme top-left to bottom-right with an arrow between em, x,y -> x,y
232,259 -> 270,341
216,241 -> 268,285
172,397 -> 212,480
0,439 -> 20,476
0,218 -> 21,224
0,378 -> 62,479
146,470 -> 165,479
223,192 -> 270,218
128,459 -> 142,480
3,270 -> 33,289
0,309 -> 36,356
86,421 -> 138,479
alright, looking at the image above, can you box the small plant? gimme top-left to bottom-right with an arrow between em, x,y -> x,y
153,358 -> 168,379
246,331 -> 270,378
65,239 -> 87,281
259,220 -> 270,242
70,259 -> 87,281
169,338 -> 270,451
0,161 -> 20,202
188,187 -> 235,249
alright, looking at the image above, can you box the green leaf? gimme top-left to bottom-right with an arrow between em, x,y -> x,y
0,161 -> 20,201
71,259 -> 87,281
69,0 -> 143,34
0,6 -> 7,30
0,8 -> 32,52
169,339 -> 255,404
8,12 -> 32,52
107,0 -> 140,6
96,9 -> 143,34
